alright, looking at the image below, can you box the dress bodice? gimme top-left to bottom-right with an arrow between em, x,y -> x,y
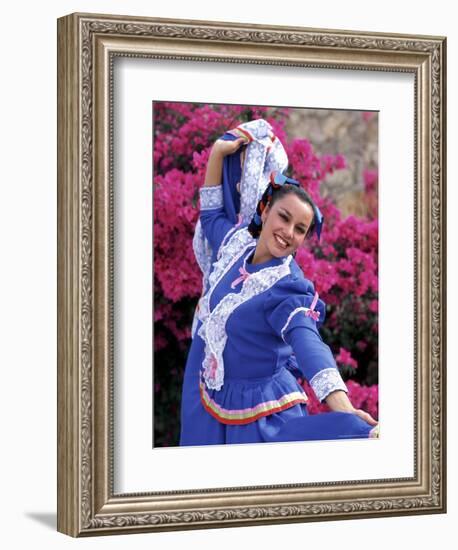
194,226 -> 339,425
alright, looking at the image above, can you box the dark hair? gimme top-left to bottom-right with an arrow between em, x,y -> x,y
247,183 -> 318,239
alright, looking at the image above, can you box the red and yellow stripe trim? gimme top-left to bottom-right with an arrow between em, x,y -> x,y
227,127 -> 255,143
199,381 -> 308,425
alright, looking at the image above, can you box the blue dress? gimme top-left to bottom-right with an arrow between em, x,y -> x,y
179,184 -> 377,446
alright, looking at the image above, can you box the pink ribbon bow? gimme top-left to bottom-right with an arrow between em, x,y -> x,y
208,354 -> 218,381
305,309 -> 320,321
304,291 -> 321,321
231,266 -> 250,289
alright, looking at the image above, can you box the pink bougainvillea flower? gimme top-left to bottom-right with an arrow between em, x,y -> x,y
336,347 -> 358,369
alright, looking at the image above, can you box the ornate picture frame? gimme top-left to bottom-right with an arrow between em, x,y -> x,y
57,12 -> 446,536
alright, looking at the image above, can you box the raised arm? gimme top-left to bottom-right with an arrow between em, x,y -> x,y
199,137 -> 248,254
203,137 -> 247,187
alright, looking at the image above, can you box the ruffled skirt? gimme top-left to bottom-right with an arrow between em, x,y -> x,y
179,334 -> 378,446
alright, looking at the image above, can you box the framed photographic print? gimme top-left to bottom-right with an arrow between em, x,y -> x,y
57,12 -> 446,536
152,100 -> 380,449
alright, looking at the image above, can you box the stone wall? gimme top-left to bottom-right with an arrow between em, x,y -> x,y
285,109 -> 378,218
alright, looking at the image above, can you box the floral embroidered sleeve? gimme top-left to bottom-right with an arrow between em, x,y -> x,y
264,276 -> 348,402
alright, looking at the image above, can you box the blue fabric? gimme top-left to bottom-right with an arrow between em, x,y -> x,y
263,277 -> 339,384
179,321 -> 226,446
197,132 -> 244,267
269,411 -> 373,442
220,132 -> 242,224
200,205 -> 233,258
179,218 -> 374,445
179,133 -> 375,446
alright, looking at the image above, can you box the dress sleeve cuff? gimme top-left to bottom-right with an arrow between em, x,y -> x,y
199,185 -> 223,210
309,367 -> 348,402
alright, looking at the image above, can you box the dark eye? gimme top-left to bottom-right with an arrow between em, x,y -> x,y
279,213 -> 288,221
296,226 -> 306,234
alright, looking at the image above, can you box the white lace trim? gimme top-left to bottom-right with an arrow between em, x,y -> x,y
198,228 -> 293,391
239,119 -> 271,141
238,135 -> 287,224
239,141 -> 269,223
309,367 -> 348,402
280,307 -> 317,342
193,185 -> 230,305
217,222 -> 242,260
199,185 -> 223,210
197,227 -> 256,325
235,119 -> 289,226
192,219 -> 213,291
264,137 -> 289,177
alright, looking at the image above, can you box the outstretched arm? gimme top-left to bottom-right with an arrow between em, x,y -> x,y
286,327 -> 378,427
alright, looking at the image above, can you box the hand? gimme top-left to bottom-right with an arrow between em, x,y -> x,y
352,408 -> 378,427
325,390 -> 378,427
203,137 -> 248,186
211,137 -> 248,158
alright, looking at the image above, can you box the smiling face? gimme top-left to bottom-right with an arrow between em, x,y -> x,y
253,193 -> 315,264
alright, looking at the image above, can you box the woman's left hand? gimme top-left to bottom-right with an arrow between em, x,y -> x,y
325,390 -> 378,427
352,408 -> 378,426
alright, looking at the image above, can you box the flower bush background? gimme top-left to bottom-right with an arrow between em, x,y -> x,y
153,102 -> 379,446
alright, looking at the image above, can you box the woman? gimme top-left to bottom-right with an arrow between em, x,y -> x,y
179,121 -> 379,446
